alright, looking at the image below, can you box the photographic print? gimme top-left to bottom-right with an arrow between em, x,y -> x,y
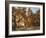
5,1 -> 45,37
12,6 -> 40,31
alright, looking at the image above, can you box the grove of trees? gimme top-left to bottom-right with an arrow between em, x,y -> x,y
12,7 -> 40,31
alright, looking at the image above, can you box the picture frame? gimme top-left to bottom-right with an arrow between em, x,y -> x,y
5,1 -> 45,37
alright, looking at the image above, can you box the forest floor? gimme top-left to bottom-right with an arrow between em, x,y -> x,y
15,26 -> 40,31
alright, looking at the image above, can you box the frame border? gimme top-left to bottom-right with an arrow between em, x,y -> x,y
5,1 -> 45,37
